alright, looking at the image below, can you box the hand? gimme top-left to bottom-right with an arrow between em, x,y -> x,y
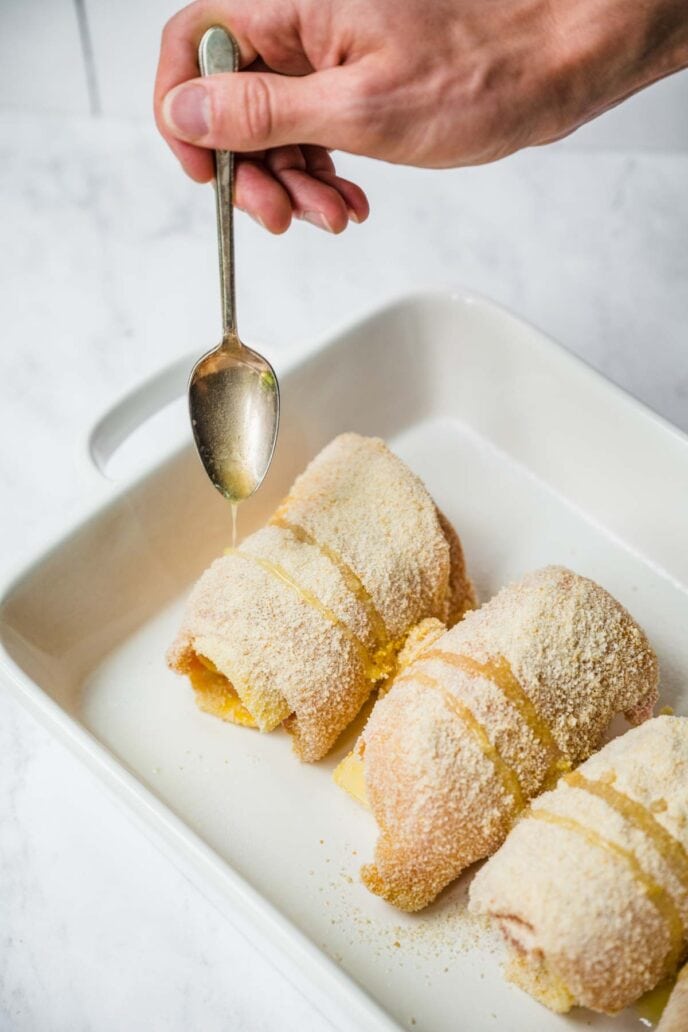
154,0 -> 688,233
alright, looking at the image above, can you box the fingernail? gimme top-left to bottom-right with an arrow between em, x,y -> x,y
163,83 -> 210,140
248,212 -> 266,230
302,211 -> 334,233
347,207 -> 362,224
235,203 -> 267,230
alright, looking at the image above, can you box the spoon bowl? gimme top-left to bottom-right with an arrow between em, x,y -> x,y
189,26 -> 280,504
189,337 -> 279,502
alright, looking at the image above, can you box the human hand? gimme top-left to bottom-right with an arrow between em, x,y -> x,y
154,0 -> 688,234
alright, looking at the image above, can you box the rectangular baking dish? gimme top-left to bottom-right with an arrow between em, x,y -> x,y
2,290 -> 687,1032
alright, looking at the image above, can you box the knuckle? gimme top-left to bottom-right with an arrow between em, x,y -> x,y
342,70 -> 390,147
160,13 -> 177,44
161,0 -> 209,45
236,76 -> 274,147
350,70 -> 379,104
160,5 -> 189,43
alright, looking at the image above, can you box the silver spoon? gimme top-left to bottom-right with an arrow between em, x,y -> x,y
188,25 -> 279,504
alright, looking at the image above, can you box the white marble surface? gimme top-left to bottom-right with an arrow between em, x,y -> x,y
1,109 -> 687,1032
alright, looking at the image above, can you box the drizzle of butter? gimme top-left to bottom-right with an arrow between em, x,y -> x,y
421,650 -> 568,786
634,978 -> 675,1027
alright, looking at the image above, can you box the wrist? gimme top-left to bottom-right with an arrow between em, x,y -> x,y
545,0 -> 688,136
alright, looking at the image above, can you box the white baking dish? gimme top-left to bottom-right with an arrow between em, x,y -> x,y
2,291 -> 687,1032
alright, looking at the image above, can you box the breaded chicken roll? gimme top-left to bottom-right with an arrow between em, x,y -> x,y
168,433 -> 475,761
471,716 -> 688,1015
337,566 -> 658,908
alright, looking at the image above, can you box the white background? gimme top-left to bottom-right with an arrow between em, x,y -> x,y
1,2 -> 687,1030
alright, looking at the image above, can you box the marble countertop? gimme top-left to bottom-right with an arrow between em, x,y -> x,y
1,110 -> 687,1032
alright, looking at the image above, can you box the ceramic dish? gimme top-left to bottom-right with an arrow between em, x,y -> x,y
2,291 -> 687,1032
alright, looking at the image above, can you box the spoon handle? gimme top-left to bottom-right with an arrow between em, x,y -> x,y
198,26 -> 240,345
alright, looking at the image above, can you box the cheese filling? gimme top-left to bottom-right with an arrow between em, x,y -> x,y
334,751 -> 370,808
188,654 -> 257,728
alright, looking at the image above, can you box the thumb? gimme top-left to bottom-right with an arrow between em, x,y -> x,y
161,68 -> 359,153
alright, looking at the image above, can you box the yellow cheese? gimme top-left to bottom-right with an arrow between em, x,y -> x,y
506,955 -> 574,1015
189,655 -> 257,728
334,751 -> 370,808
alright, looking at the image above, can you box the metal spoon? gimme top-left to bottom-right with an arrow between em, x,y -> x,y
188,25 -> 279,504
